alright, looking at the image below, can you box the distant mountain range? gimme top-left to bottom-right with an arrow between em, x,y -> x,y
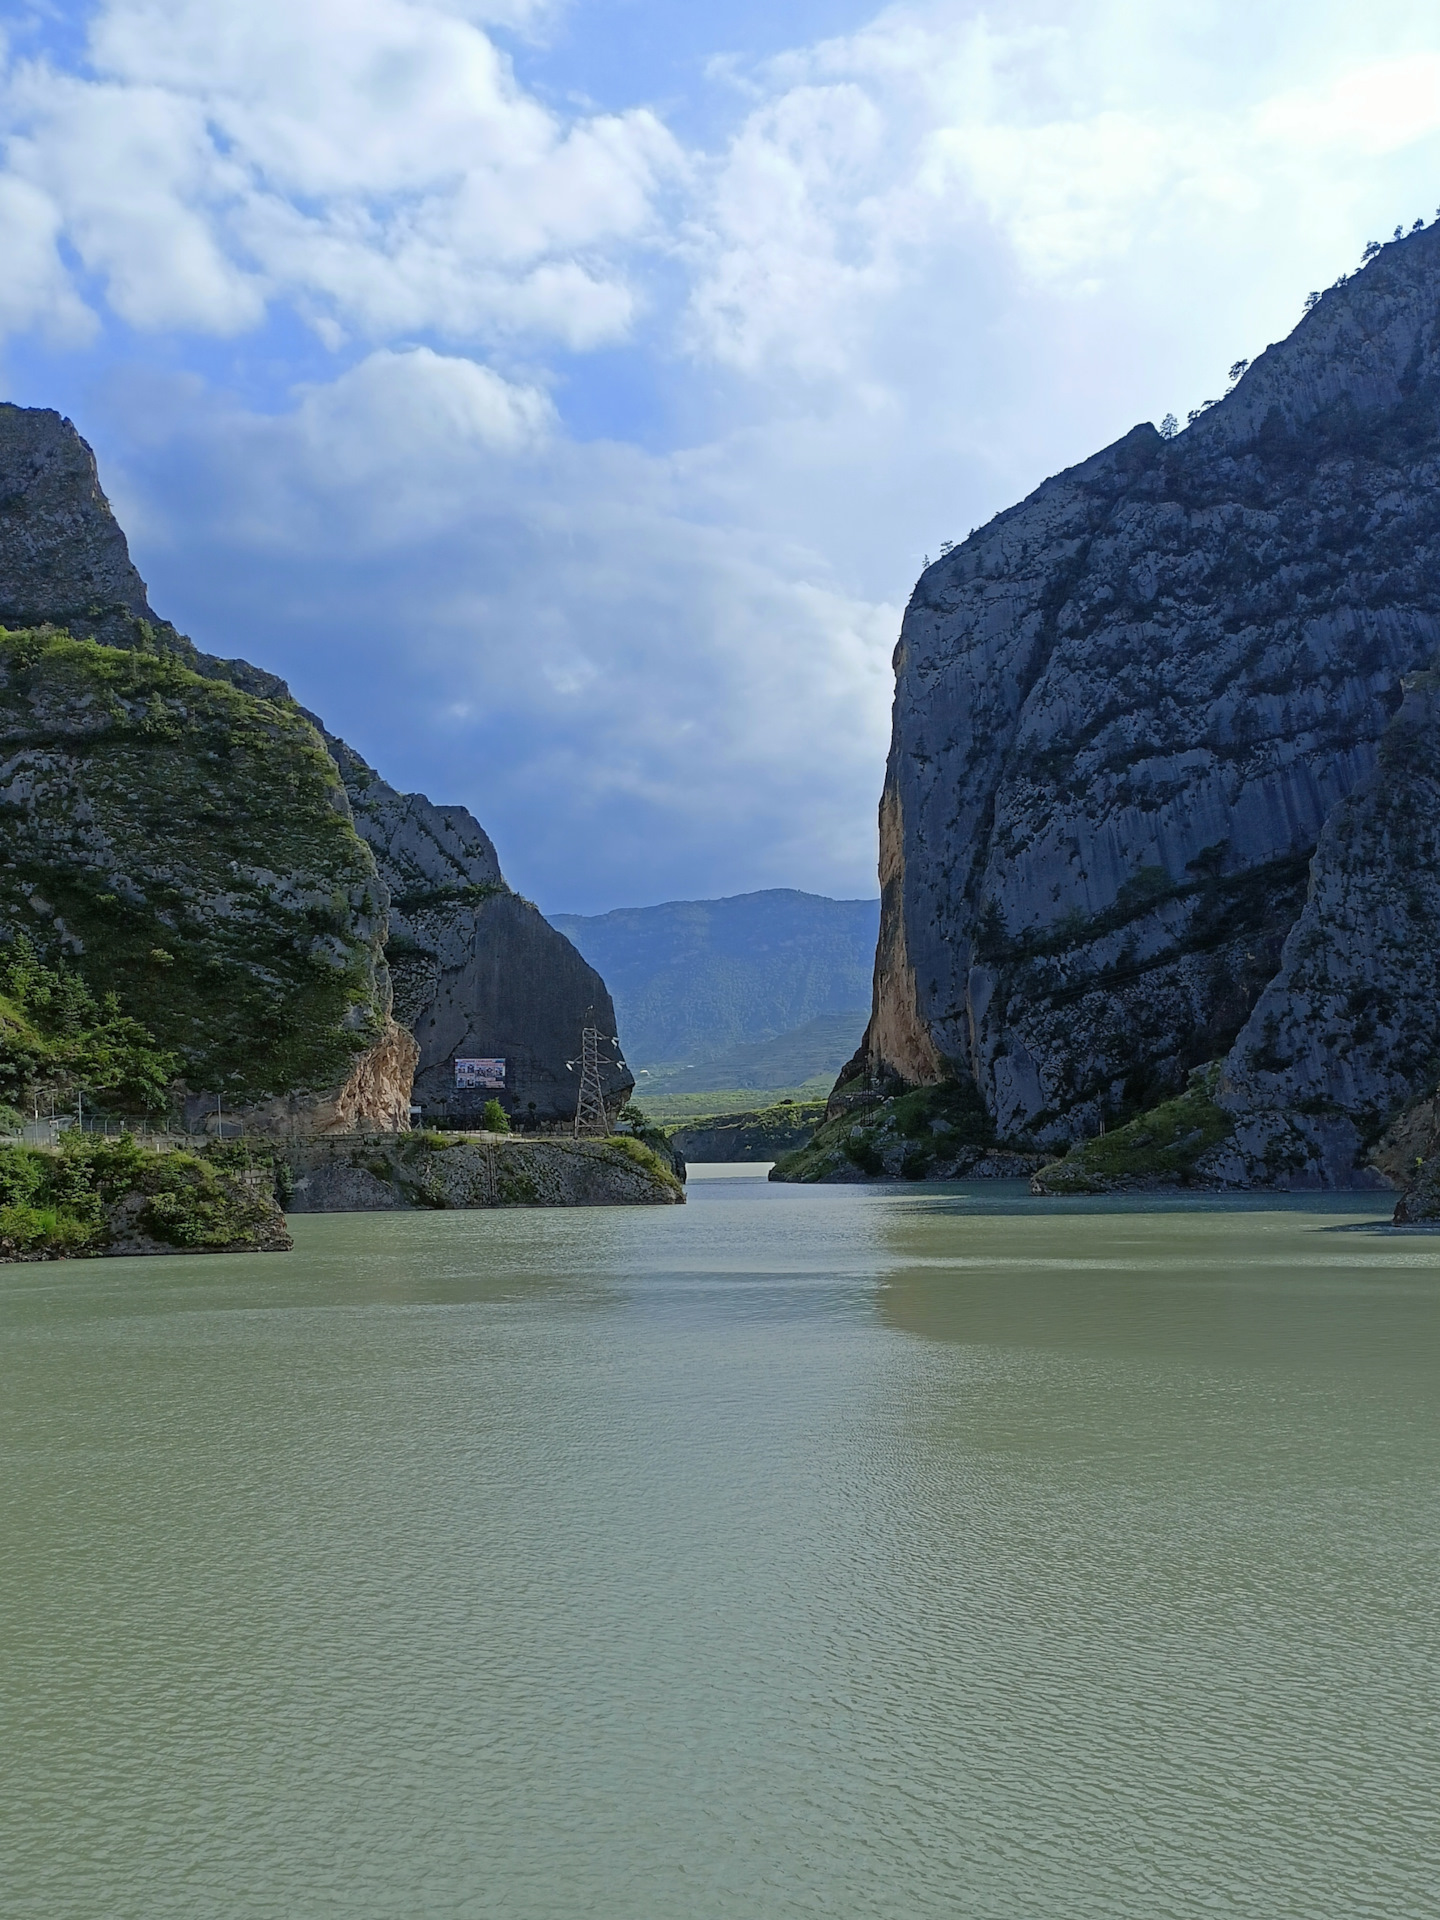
551,889 -> 879,1081
647,1011 -> 869,1095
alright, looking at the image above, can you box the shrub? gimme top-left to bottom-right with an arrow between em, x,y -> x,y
482,1099 -> 511,1133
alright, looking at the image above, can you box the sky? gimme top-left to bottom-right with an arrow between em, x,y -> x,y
2,3 -> 1440,912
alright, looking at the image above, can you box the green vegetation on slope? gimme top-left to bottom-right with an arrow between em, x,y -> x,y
0,1132 -> 290,1260
644,1010 -> 870,1095
0,626 -> 386,1101
666,1099 -> 826,1162
638,1083 -> 835,1121
1032,1067 -> 1234,1193
772,1081 -> 996,1183
0,936 -> 177,1121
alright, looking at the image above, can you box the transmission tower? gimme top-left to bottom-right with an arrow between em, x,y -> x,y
572,1020 -> 611,1137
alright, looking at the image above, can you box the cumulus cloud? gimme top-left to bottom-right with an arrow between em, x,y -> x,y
1,0 -> 680,347
685,4 -> 1440,376
109,351 -> 895,906
7,0 -> 1440,909
0,172 -> 96,342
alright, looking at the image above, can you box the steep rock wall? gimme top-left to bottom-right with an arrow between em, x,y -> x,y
868,222 -> 1440,1149
1205,672 -> 1440,1187
1,404 -> 627,1134
334,731 -> 632,1125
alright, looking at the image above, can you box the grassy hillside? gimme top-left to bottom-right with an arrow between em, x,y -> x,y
551,889 -> 877,1071
0,626 -> 387,1104
645,1009 -> 869,1095
638,1083 -> 834,1121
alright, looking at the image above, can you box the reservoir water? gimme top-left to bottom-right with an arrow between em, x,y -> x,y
3,1172 -> 1438,1919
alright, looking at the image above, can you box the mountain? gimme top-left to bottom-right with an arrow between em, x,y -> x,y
845,220 -> 1440,1192
551,890 -> 879,1071
0,404 -> 630,1132
644,1010 -> 869,1096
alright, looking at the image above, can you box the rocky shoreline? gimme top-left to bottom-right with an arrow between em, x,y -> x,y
0,1127 -> 685,1264
285,1131 -> 684,1212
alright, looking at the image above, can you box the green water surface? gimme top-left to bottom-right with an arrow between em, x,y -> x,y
2,1176 -> 1437,1918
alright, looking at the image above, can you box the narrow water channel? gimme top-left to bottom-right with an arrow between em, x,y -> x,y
3,1173 -> 1437,1918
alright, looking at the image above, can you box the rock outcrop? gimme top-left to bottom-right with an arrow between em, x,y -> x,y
0,403 -> 629,1138
858,221 -> 1440,1185
0,625 -> 397,1119
285,1130 -> 682,1210
668,1100 -> 827,1164
0,402 -> 288,700
329,738 -> 632,1126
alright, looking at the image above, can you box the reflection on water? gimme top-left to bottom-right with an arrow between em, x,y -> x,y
2,1178 -> 1437,1919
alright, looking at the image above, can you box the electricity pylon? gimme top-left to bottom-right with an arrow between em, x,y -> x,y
572,1019 -> 611,1137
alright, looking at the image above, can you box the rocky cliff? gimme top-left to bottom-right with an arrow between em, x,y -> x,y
0,403 -> 627,1136
859,220 -> 1440,1187
0,623 -> 407,1127
328,736 -> 631,1125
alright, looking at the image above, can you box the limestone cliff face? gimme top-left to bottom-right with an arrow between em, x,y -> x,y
1204,674 -> 1440,1187
232,1018 -> 421,1138
867,221 -> 1440,1155
0,404 -> 289,701
330,738 -> 632,1125
0,626 -> 397,1120
0,404 -> 631,1135
0,405 -> 154,651
856,786 -> 943,1097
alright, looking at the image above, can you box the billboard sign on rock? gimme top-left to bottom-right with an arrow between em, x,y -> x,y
455,1058 -> 506,1090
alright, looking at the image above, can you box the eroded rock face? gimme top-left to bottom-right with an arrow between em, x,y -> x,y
1205,674 -> 1440,1188
866,222 -> 1440,1154
227,1019 -> 421,1139
327,739 -> 633,1126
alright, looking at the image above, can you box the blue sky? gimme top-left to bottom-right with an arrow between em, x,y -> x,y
3,2 -> 1440,912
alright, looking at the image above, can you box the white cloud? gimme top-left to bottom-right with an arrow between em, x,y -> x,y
1257,53 -> 1440,155
101,352 -> 896,904
10,0 -> 1440,908
0,172 -> 96,342
1,0 -> 680,347
685,6 -> 1440,374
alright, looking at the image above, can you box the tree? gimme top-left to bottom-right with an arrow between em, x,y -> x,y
1362,240 -> 1382,261
1303,291 -> 1320,312
482,1098 -> 510,1133
0,938 -> 177,1116
1159,412 -> 1178,438
1227,358 -> 1249,385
